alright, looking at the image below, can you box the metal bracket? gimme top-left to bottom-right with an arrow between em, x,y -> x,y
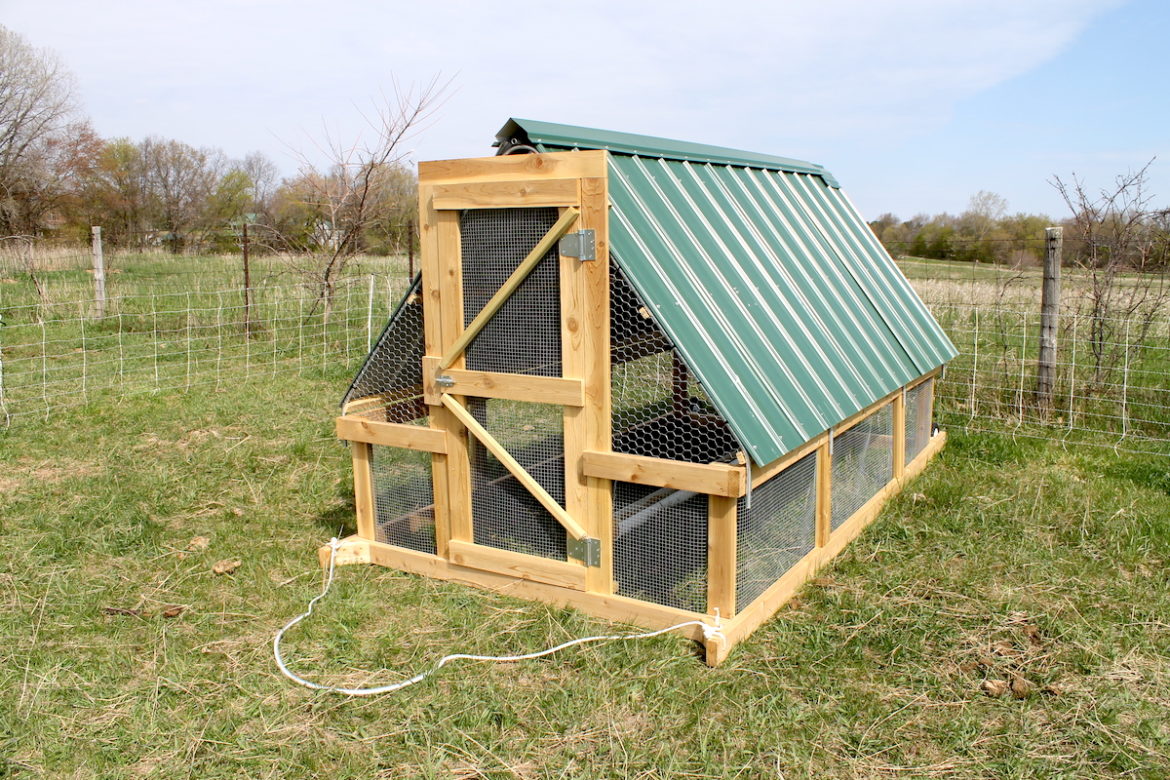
558,229 -> 595,261
435,375 -> 456,390
567,536 -> 601,567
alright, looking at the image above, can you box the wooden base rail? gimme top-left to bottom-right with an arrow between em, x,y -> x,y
318,536 -> 712,643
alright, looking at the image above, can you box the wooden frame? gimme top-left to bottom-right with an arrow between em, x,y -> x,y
581,451 -> 745,497
329,149 -> 950,667
421,358 -> 585,407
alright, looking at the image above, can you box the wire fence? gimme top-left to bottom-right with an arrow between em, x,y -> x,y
905,256 -> 1170,457
2,243 -> 1168,459
0,273 -> 408,424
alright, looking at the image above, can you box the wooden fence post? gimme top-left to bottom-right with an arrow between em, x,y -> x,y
1036,226 -> 1062,414
91,226 -> 106,318
242,222 -> 252,337
407,217 -> 415,281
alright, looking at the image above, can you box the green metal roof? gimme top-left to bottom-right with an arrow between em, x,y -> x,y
497,118 -> 839,186
498,119 -> 958,466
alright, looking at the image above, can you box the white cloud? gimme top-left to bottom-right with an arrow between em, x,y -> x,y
1,0 -> 1124,174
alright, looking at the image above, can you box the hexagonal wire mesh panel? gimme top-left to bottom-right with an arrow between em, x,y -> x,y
831,403 -> 894,530
736,451 -> 817,608
612,481 -> 708,612
469,398 -> 567,560
904,379 -> 933,465
610,263 -> 740,464
342,274 -> 428,424
370,443 -> 436,554
460,207 -> 561,377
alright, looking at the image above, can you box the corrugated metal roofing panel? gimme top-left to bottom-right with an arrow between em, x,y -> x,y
498,118 -> 840,186
496,119 -> 958,465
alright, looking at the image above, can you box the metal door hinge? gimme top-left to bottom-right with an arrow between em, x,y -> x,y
559,229 -> 595,261
435,375 -> 455,390
567,536 -> 601,567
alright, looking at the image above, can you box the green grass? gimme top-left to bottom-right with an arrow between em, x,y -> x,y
2,369 -> 1169,778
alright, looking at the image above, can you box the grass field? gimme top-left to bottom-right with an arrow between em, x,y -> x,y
2,361 -> 1169,777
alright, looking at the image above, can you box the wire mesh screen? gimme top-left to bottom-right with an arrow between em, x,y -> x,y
610,263 -> 740,464
469,399 -> 567,560
736,452 -> 817,608
460,208 -> 561,377
831,404 -> 895,530
612,481 -> 708,612
905,379 -> 933,465
342,275 -> 427,423
370,444 -> 436,554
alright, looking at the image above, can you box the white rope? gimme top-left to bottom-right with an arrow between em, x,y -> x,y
273,538 -> 725,696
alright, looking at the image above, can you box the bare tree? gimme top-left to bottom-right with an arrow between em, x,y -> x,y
1051,161 -> 1170,386
0,25 -> 78,235
139,137 -> 225,253
277,80 -> 444,318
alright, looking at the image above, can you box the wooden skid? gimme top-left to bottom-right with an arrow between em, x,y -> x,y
319,536 -> 714,644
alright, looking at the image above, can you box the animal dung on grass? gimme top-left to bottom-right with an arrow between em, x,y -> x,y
330,119 -> 957,665
212,559 -> 241,575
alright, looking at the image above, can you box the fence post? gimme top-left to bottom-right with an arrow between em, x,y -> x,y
242,221 -> 252,337
366,274 -> 375,351
408,218 -> 415,281
1036,226 -> 1062,415
91,226 -> 107,318
0,308 -> 7,425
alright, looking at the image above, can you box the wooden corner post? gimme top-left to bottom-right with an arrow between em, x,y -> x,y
351,442 -> 375,541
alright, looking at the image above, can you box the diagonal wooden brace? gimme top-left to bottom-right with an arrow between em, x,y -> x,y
439,394 -> 590,542
438,206 -> 580,370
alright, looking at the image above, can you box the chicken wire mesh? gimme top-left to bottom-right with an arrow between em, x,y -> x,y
612,481 -> 708,613
342,274 -> 427,424
610,263 -> 740,464
460,207 -> 561,377
736,452 -> 817,609
831,404 -> 894,530
905,379 -> 933,465
469,398 -> 567,560
370,443 -> 436,554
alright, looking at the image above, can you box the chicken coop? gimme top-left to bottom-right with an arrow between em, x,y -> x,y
326,119 -> 957,664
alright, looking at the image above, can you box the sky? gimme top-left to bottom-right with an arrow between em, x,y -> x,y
1,0 -> 1165,220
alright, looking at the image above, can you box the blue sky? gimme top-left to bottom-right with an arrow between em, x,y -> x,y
2,0 -> 1164,220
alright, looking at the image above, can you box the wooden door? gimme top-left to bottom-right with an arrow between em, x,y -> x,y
417,153 -> 613,592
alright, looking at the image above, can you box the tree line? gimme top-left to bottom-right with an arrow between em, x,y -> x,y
0,24 -> 420,260
868,191 -> 1055,267
870,185 -> 1169,274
